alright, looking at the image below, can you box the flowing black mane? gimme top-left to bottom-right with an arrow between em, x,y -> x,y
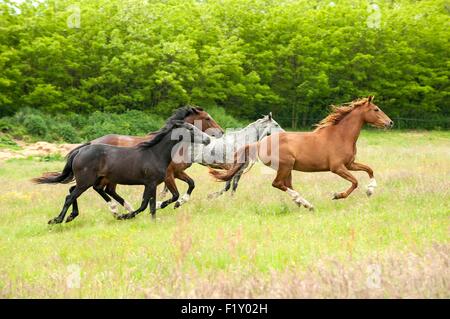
140,105 -> 203,148
146,105 -> 203,135
165,105 -> 202,123
139,120 -> 181,149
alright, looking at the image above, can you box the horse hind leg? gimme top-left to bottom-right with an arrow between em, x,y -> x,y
48,185 -> 89,224
208,162 -> 248,199
272,167 -> 314,211
207,180 -> 231,199
230,170 -> 244,195
65,186 -> 79,223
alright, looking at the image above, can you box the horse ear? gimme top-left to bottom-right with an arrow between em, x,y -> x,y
368,95 -> 374,103
190,106 -> 204,114
268,112 -> 272,120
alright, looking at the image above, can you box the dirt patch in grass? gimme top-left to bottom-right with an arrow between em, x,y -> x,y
0,141 -> 80,162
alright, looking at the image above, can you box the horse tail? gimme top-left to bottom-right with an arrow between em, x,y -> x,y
209,143 -> 258,182
32,145 -> 81,184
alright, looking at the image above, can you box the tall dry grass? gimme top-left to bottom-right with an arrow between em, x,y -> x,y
142,244 -> 449,298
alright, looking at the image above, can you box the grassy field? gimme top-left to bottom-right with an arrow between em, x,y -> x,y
0,130 -> 449,298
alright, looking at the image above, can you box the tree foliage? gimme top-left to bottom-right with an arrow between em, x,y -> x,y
0,0 -> 448,128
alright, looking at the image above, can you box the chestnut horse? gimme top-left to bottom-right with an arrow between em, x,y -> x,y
209,96 -> 393,210
67,106 -> 223,216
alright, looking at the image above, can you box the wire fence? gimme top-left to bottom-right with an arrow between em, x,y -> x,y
275,116 -> 450,130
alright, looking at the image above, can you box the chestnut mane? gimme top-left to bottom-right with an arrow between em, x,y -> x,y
314,98 -> 369,131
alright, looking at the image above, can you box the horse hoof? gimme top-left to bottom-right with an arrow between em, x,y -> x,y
332,193 -> 340,200
65,215 -> 77,223
174,202 -> 180,209
366,189 -> 374,197
308,206 -> 315,212
48,218 -> 61,225
116,214 -> 129,220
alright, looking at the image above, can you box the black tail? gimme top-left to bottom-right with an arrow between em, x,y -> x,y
32,145 -> 84,184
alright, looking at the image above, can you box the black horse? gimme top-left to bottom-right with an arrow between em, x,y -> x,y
33,121 -> 211,224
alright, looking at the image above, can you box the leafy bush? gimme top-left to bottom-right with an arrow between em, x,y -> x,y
52,123 -> 81,143
23,114 -> 48,138
0,106 -> 242,143
207,107 -> 245,130
0,134 -> 18,147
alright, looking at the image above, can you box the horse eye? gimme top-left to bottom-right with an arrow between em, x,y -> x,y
374,109 -> 379,112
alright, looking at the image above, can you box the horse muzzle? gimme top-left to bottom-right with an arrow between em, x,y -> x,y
385,120 -> 394,128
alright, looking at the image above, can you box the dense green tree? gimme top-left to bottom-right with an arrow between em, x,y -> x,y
0,0 -> 448,129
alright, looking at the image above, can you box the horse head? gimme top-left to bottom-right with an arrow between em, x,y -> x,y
254,112 -> 284,141
361,96 -> 394,129
184,106 -> 224,136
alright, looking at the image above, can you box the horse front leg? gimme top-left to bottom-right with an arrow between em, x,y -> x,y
116,185 -> 151,220
173,171 -> 195,208
347,162 -> 376,197
157,175 -> 179,210
148,184 -> 157,220
104,185 -> 135,213
331,165 -> 358,200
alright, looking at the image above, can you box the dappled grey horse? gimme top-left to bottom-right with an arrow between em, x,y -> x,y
159,113 -> 285,208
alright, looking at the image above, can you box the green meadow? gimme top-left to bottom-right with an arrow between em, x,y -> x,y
0,130 -> 449,298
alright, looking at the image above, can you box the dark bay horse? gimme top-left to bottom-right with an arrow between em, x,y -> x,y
33,121 -> 211,223
209,96 -> 393,209
68,106 -> 223,216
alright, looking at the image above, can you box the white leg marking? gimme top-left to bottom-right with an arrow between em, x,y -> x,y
156,201 -> 162,210
108,201 -> 119,217
366,178 -> 377,197
176,193 -> 190,207
286,188 -> 314,210
123,201 -> 134,213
